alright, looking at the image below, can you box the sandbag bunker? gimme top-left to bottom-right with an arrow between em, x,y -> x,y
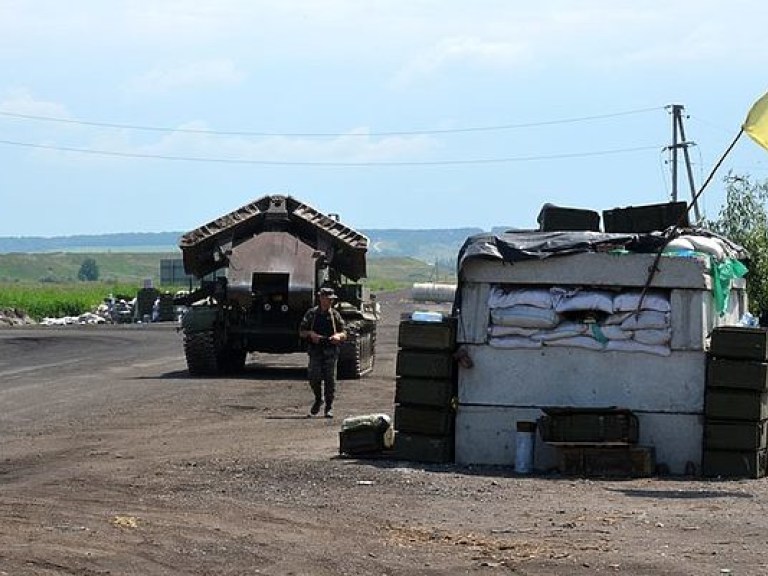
454,217 -> 754,477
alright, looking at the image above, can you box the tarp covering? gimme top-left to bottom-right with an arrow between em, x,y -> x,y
457,229 -> 748,272
458,231 -> 642,271
179,195 -> 369,280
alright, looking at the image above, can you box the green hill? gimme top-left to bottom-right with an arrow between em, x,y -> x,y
0,252 -> 453,290
0,227 -> 483,267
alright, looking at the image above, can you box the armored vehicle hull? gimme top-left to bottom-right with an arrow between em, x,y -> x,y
176,195 -> 378,379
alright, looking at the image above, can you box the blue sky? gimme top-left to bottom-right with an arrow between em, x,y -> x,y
1,0 -> 767,237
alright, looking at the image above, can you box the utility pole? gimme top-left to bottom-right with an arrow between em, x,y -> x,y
667,104 -> 702,223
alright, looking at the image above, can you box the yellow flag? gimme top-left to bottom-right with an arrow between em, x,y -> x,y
744,91 -> 768,151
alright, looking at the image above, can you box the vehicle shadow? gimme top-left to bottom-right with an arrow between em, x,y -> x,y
144,365 -> 308,381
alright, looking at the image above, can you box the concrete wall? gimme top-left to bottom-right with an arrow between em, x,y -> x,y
454,252 -> 748,474
456,405 -> 703,475
459,346 -> 705,411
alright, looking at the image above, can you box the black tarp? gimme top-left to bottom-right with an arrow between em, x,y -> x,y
457,229 -> 747,272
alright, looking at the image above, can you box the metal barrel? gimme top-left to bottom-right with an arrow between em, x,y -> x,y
411,282 -> 457,304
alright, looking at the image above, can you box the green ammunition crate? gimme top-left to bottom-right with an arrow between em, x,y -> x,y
710,327 -> 768,361
707,357 -> 768,391
393,432 -> 454,464
395,377 -> 455,408
538,407 -> 639,445
537,204 -> 600,232
157,293 -> 177,322
398,319 -> 456,351
702,449 -> 767,479
705,389 -> 768,421
705,420 -> 768,451
136,287 -> 160,318
396,350 -> 455,379
602,201 -> 688,233
395,405 -> 454,436
558,445 -> 655,478
339,428 -> 386,456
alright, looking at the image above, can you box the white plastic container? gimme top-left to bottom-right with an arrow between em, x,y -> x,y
514,421 -> 536,474
411,311 -> 444,323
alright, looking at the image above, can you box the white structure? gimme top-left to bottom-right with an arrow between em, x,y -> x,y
411,282 -> 457,304
455,235 -> 747,475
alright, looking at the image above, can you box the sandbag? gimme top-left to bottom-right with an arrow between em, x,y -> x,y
488,287 -> 553,309
490,305 -> 560,329
552,288 -> 614,314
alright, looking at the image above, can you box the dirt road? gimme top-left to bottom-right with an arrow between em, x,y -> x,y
2,291 -> 768,575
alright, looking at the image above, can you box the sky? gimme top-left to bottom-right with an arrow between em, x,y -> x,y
2,0 -> 768,237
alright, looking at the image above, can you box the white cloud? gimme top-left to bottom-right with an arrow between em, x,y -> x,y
128,59 -> 245,94
0,88 -> 70,117
389,1 -> 768,84
138,124 -> 439,163
392,36 -> 530,87
2,115 -> 440,167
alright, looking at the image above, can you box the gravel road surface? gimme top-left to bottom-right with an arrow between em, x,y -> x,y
2,291 -> 768,575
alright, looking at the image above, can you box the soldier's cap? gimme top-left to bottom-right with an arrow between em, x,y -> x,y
318,287 -> 338,299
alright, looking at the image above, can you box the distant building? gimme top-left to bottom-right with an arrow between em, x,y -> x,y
160,258 -> 196,286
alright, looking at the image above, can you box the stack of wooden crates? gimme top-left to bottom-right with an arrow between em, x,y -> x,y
392,317 -> 457,463
704,326 -> 768,478
539,407 -> 655,477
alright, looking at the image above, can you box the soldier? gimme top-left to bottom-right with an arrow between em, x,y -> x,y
299,287 -> 347,418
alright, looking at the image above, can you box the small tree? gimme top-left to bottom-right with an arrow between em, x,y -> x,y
708,173 -> 768,313
77,257 -> 100,282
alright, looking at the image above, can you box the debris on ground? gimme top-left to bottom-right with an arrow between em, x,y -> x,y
0,308 -> 35,327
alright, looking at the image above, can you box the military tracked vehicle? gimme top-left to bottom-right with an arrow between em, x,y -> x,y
176,195 -> 379,378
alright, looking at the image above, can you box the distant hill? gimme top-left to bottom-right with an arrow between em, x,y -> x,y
364,228 -> 483,264
0,233 -> 183,254
0,228 -> 492,265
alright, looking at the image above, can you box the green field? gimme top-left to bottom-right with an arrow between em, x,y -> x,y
0,252 -> 455,320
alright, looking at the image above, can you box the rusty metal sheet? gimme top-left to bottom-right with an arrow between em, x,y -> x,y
179,195 -> 369,280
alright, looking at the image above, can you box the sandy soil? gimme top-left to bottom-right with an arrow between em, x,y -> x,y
1,290 -> 768,575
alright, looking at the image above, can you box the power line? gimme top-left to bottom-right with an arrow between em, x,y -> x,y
0,106 -> 664,137
0,137 -> 662,166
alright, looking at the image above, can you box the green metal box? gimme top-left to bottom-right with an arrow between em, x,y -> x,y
710,327 -> 768,361
537,204 -> 600,232
558,445 -> 655,477
707,357 -> 768,391
339,428 -> 386,456
538,407 -> 639,445
704,420 -> 768,451
398,319 -> 457,351
395,405 -> 454,436
393,432 -> 454,464
705,389 -> 768,421
396,350 -> 455,379
395,377 -> 455,408
602,201 -> 688,233
702,449 -> 767,479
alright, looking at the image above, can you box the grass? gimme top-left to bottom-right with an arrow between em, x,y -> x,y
0,253 -> 456,320
0,251 -> 180,284
0,282 -> 141,320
